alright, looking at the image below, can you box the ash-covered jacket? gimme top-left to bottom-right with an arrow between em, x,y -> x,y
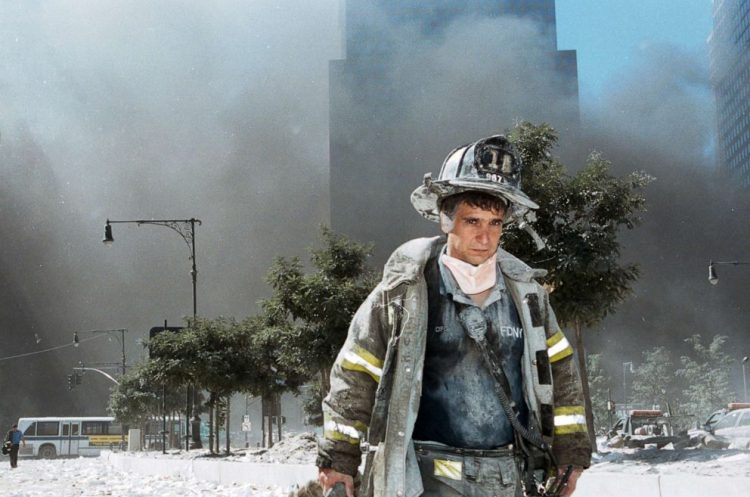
318,237 -> 591,497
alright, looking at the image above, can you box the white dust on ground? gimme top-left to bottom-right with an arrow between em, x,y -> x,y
123,432 -> 319,465
589,438 -> 750,477
7,431 -> 747,497
1,457 -> 287,497
124,432 -> 750,478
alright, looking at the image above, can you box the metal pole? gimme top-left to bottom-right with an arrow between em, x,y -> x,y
162,384 -> 167,454
191,218 -> 197,321
120,329 -> 126,376
189,218 -> 198,450
623,363 -> 627,413
743,357 -> 748,402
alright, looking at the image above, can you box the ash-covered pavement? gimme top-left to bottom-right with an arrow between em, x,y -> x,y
2,433 -> 749,496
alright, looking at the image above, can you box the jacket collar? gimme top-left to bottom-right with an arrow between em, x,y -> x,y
380,236 -> 546,291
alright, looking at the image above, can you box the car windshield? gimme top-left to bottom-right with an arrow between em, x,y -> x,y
714,411 -> 741,430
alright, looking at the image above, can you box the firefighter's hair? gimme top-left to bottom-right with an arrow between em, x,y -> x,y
439,191 -> 508,220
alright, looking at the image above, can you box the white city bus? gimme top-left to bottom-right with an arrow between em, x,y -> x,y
17,416 -> 125,458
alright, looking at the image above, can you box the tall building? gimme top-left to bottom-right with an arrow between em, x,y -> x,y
330,1 -> 579,262
710,0 -> 750,186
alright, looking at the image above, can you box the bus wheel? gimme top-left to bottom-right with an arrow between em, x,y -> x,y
38,445 -> 57,459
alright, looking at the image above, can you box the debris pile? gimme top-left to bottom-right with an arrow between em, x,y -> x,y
244,432 -> 318,464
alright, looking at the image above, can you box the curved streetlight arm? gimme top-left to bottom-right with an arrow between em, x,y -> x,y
104,218 -> 201,319
708,260 -> 750,285
73,367 -> 120,385
105,219 -> 202,260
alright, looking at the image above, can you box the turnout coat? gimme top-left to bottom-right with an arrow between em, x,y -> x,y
318,237 -> 591,497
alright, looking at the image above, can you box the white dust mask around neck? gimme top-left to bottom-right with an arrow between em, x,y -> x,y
440,251 -> 497,295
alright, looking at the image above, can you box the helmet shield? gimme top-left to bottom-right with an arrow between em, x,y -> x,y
411,135 -> 538,223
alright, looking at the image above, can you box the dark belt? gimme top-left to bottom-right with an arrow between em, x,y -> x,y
414,440 -> 514,458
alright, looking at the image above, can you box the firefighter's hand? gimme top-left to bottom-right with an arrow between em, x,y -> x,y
560,467 -> 583,497
318,468 -> 354,497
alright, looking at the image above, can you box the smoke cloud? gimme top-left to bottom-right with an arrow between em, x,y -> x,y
0,0 -> 340,424
0,2 -> 747,422
579,44 -> 750,397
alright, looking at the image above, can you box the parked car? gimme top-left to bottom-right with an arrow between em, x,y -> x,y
710,406 -> 750,448
606,409 -> 687,449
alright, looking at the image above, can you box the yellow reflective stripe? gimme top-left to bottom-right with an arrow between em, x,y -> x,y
554,423 -> 588,435
546,331 -> 573,363
341,345 -> 383,383
554,405 -> 587,435
323,415 -> 368,446
324,429 -> 359,445
434,459 -> 462,480
554,406 -> 585,416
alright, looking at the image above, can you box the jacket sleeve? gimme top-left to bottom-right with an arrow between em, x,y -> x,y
317,284 -> 391,476
543,290 -> 593,468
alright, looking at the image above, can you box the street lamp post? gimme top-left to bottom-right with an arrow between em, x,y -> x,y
708,260 -> 750,285
103,217 -> 202,451
73,329 -> 128,376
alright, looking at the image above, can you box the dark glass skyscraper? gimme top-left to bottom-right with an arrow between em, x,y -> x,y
710,0 -> 750,186
330,1 -> 579,261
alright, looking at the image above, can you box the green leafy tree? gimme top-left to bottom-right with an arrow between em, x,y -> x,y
586,353 -> 613,433
677,334 -> 735,422
504,122 -> 653,449
260,226 -> 377,424
108,361 -> 186,447
147,317 -> 257,454
240,315 -> 308,446
631,346 -> 682,414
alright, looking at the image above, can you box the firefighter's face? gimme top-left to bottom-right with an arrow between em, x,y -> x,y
446,202 -> 504,265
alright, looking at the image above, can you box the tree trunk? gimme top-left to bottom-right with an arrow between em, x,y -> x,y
225,396 -> 231,455
214,404 -> 220,454
208,395 -> 215,454
276,394 -> 282,442
574,319 -> 597,453
267,400 -> 274,448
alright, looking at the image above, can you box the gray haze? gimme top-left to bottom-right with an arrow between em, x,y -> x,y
579,44 -> 750,399
0,0 -> 340,425
329,6 -> 579,262
0,2 -> 747,424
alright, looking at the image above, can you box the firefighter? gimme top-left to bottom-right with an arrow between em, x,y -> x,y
317,135 -> 591,497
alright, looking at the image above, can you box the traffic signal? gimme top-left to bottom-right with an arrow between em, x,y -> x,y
67,374 -> 75,390
75,373 -> 82,385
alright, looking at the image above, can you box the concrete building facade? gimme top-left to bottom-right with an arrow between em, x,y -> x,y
710,0 -> 750,186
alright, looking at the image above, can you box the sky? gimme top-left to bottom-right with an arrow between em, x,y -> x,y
557,0 -> 714,103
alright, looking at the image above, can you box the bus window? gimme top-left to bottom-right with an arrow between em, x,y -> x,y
63,423 -> 79,436
82,421 -> 107,435
37,422 -> 60,436
23,423 -> 36,436
109,424 -> 123,435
